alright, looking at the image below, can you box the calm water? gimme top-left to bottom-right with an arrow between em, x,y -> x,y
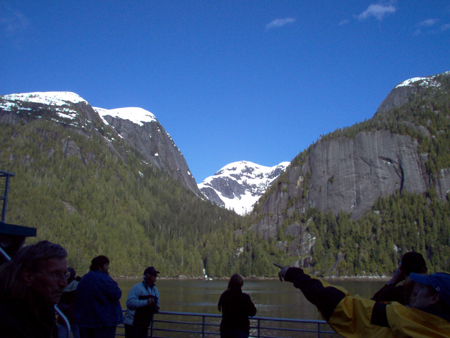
117,278 -> 386,321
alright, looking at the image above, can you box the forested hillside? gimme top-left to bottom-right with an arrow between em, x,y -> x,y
0,118 -> 268,276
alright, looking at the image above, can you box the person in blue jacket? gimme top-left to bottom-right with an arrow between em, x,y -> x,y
74,255 -> 123,338
123,266 -> 160,338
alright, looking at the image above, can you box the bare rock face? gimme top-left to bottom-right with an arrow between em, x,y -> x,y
375,85 -> 419,116
251,131 -> 435,238
100,115 -> 201,195
306,131 -> 428,219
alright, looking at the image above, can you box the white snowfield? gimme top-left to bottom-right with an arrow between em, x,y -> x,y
94,107 -> 157,127
198,160 -> 290,216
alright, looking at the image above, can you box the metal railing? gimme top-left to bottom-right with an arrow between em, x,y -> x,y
116,310 -> 338,338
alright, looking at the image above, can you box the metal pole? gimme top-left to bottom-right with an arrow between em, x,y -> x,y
55,305 -> 71,338
1,174 -> 11,222
0,246 -> 11,261
202,315 -> 206,338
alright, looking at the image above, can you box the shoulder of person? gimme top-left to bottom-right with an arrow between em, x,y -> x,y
241,292 -> 252,299
130,282 -> 145,292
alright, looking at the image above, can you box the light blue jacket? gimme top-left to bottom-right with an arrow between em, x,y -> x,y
123,279 -> 160,326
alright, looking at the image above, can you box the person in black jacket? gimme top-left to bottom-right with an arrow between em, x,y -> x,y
218,274 -> 257,338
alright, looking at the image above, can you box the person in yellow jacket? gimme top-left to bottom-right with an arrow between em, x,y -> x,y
274,263 -> 450,337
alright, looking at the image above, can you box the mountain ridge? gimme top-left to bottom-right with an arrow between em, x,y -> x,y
0,92 -> 200,195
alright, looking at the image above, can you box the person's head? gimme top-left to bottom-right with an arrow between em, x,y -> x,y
67,267 -> 76,284
409,273 -> 450,310
143,266 -> 159,285
228,274 -> 243,290
90,255 -> 110,274
400,252 -> 427,276
0,240 -> 68,306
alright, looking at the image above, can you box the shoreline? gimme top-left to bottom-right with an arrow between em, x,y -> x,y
115,275 -> 391,282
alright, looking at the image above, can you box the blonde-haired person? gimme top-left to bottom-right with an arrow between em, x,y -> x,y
218,274 -> 257,338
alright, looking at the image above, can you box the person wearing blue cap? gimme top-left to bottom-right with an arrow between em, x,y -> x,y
275,263 -> 450,337
123,266 -> 161,338
409,272 -> 450,321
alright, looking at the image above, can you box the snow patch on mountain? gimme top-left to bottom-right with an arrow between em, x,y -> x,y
0,91 -> 87,119
395,73 -> 447,89
95,107 -> 157,127
1,91 -> 87,106
198,161 -> 289,215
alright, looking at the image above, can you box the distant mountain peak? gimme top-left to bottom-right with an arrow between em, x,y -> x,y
199,161 -> 289,215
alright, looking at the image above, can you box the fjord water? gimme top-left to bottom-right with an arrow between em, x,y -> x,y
118,278 -> 386,320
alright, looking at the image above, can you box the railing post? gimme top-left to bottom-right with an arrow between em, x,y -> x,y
202,315 -> 206,338
150,318 -> 154,337
318,322 -> 321,338
257,318 -> 261,338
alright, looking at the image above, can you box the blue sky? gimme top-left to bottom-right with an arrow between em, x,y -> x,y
1,1 -> 449,183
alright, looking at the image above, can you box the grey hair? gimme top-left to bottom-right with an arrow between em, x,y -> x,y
0,240 -> 67,300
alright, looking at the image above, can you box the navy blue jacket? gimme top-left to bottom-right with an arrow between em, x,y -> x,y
74,270 -> 123,328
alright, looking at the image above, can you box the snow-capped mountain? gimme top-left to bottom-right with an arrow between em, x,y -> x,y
0,91 -> 200,195
198,161 -> 290,215
94,106 -> 201,195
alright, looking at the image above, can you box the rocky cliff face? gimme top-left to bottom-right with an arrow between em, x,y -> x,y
250,71 -> 450,242
96,107 -> 200,195
0,92 -> 200,195
252,131 -> 436,239
198,161 -> 289,215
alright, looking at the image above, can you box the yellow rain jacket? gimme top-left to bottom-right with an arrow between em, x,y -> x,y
284,268 -> 450,337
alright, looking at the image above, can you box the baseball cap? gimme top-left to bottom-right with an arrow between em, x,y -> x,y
410,272 -> 450,306
144,266 -> 160,276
